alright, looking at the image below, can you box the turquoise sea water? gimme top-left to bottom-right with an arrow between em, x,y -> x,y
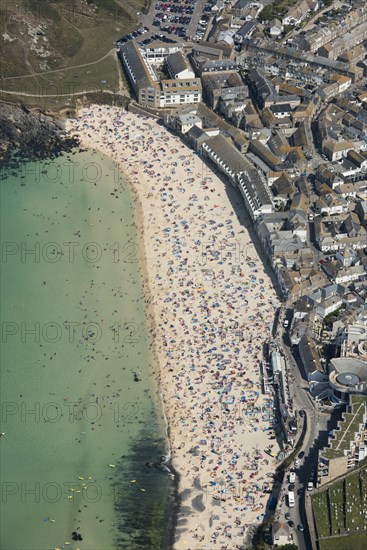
0,151 -> 172,550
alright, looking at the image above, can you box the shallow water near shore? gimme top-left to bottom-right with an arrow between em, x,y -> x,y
0,150 -> 172,549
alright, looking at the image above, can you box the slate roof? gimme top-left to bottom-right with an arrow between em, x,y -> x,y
166,51 -> 190,76
120,41 -> 157,90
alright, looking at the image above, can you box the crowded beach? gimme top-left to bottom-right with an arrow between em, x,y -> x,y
66,106 -> 281,549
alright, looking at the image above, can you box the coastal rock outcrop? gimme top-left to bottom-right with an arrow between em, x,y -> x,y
0,101 -> 79,167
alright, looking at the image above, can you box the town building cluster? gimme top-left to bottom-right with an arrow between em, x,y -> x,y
120,0 -> 367,409
120,0 -> 367,526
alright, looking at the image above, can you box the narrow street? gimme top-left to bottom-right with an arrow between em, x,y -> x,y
277,329 -> 333,550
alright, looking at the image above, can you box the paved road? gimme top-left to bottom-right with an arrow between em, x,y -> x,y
186,0 -> 206,39
140,0 -> 207,39
277,321 -> 332,550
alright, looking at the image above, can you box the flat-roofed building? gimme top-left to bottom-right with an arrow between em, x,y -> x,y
329,358 -> 367,402
141,40 -> 183,64
160,79 -> 202,107
169,113 -> 203,135
318,395 -> 367,485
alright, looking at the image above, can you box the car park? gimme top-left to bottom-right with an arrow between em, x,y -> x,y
150,0 -> 204,36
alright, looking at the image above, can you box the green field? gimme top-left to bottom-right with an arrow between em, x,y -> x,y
313,490 -> 330,537
259,0 -> 298,22
312,467 -> 367,544
0,0 -> 147,107
319,532 -> 367,550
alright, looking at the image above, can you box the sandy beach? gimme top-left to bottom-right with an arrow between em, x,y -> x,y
66,105 -> 281,549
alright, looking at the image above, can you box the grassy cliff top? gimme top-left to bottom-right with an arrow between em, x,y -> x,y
0,0 -> 147,108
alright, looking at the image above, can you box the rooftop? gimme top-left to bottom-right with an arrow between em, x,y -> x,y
203,134 -> 249,174
321,396 -> 367,460
120,41 -> 157,89
166,51 -> 190,76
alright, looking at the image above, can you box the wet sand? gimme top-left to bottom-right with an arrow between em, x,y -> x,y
66,106 -> 281,549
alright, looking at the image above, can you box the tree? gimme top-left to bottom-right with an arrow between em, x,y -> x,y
259,4 -> 275,22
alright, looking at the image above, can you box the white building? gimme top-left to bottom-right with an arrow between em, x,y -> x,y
269,18 -> 283,37
120,41 -> 201,108
282,0 -> 313,26
322,140 -> 355,161
141,41 -> 183,65
316,295 -> 343,318
170,113 -> 203,134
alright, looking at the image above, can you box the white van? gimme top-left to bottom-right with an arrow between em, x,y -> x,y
288,491 -> 295,507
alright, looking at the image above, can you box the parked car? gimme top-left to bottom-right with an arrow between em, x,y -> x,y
298,524 -> 304,532
298,451 -> 305,459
